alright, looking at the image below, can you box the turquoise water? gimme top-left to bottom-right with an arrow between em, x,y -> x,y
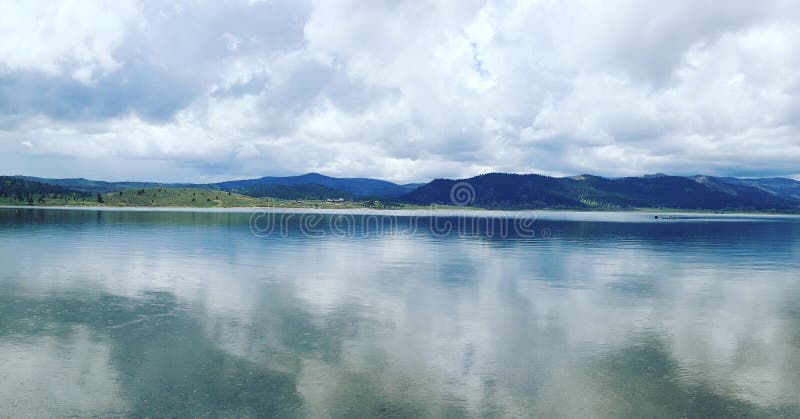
1,208 -> 799,417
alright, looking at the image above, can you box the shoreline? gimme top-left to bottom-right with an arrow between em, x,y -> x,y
1,204 -> 798,219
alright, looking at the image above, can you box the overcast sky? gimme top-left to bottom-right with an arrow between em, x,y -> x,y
1,0 -> 799,183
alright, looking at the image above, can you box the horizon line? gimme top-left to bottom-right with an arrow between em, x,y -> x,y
5,171 -> 800,185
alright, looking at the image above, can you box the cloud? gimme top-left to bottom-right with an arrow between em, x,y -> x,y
0,0 -> 139,82
0,0 -> 799,182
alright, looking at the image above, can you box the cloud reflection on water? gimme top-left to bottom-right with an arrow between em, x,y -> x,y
0,209 -> 799,416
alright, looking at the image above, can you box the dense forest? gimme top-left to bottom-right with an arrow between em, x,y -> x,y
403,173 -> 800,211
0,176 -> 90,204
226,183 -> 354,200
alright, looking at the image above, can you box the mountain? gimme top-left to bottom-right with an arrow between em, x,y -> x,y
404,173 -> 583,208
8,172 -> 800,211
1,176 -> 89,203
12,173 -> 421,199
222,183 -> 354,200
213,173 -> 421,197
15,176 -> 197,194
404,173 -> 800,211
708,176 -> 800,200
575,174 -> 796,209
692,176 -> 796,208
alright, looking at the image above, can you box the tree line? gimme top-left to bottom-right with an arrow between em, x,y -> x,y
0,176 -> 90,204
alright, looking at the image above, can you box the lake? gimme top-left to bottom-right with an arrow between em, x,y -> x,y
1,207 -> 799,417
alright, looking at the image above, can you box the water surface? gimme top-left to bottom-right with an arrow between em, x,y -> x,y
1,208 -> 799,417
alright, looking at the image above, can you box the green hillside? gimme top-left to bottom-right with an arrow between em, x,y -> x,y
101,188 -> 404,208
100,188 -> 266,207
0,186 -> 382,209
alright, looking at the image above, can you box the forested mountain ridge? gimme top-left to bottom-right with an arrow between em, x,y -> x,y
6,172 -> 800,211
403,173 -> 800,211
0,176 -> 89,204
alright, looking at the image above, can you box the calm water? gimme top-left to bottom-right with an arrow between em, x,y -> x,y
1,208 -> 799,417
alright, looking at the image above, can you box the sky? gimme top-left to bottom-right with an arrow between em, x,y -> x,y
1,0 -> 799,183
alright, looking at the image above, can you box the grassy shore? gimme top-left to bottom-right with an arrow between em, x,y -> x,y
0,188 -> 415,209
1,187 -> 797,214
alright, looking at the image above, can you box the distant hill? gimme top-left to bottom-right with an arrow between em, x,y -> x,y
214,173 -> 421,197
572,174 -> 791,209
7,172 -> 800,211
404,174 -> 583,209
708,176 -> 800,200
692,176 -> 795,207
100,188 -> 265,208
222,183 -> 354,200
0,176 -> 89,204
15,173 -> 420,199
15,176 -> 197,194
404,173 -> 800,211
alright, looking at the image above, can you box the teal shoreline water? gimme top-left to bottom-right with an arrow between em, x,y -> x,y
1,207 -> 799,416
2,204 -> 798,220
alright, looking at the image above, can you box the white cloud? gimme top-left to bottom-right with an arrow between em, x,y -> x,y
1,0 -> 800,182
0,0 -> 140,83
221,32 -> 241,52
